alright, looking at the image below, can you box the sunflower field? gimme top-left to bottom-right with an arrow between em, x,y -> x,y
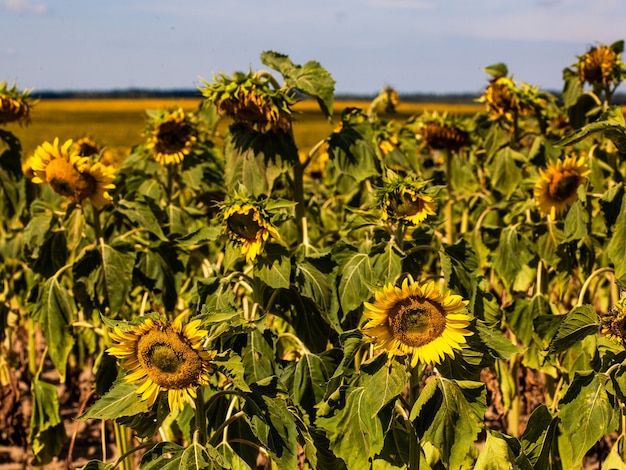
4,42 -> 626,469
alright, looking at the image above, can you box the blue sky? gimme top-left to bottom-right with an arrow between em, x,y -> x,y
2,0 -> 626,95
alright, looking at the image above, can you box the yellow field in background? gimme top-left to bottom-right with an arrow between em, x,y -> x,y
8,98 -> 483,161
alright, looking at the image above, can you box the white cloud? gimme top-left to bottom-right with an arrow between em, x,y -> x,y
2,0 -> 47,14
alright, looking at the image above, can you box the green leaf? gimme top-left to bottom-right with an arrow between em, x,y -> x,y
243,380 -> 299,470
489,147 -> 524,199
254,242 -> 291,289
29,379 -> 67,466
316,386 -> 384,469
333,245 -> 375,315
475,320 -> 523,360
23,200 -> 54,257
371,242 -> 402,286
491,226 -> 533,291
410,377 -> 486,469
242,327 -> 276,383
520,404 -> 558,468
562,200 -> 588,243
260,51 -> 335,121
212,351 -> 251,393
602,436 -> 626,470
359,354 -> 409,416
474,430 -> 526,470
116,198 -> 168,241
558,371 -> 619,468
283,349 -> 342,415
483,63 -> 508,78
79,380 -> 150,420
327,110 -> 379,183
439,239 -> 479,299
607,192 -> 626,282
547,304 -> 599,354
176,226 -> 221,249
100,246 -> 136,310
295,258 -> 336,324
30,276 -> 75,382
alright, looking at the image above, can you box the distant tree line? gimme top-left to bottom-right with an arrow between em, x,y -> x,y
31,88 -> 626,105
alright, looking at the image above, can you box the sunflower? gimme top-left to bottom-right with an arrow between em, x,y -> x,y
107,313 -> 214,411
419,122 -> 469,153
362,279 -> 472,366
577,44 -> 624,88
29,138 -> 116,209
0,81 -> 34,126
200,71 -> 293,133
74,136 -> 102,157
534,156 -> 590,218
380,181 -> 437,225
222,202 -> 280,262
146,109 -> 198,165
600,299 -> 626,345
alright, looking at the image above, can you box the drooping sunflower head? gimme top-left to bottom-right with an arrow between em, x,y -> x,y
417,115 -> 470,153
534,155 -> 590,218
29,138 -> 116,209
0,81 -> 34,127
379,178 -> 437,225
220,197 -> 280,262
145,108 -> 198,165
479,74 -> 544,122
362,279 -> 472,366
200,71 -> 293,133
576,43 -> 625,88
107,313 -> 215,411
600,298 -> 626,345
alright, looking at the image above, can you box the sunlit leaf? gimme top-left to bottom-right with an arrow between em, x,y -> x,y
473,430 -> 529,470
260,50 -> 335,121
547,304 -> 599,354
255,242 -> 291,289
558,371 -> 619,468
30,276 -> 75,382
79,380 -> 149,420
333,244 -> 375,315
410,377 -> 486,469
316,386 -> 384,469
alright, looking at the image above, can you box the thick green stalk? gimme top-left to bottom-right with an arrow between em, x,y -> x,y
443,149 -> 455,245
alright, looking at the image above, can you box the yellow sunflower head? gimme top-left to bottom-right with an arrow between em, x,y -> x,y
576,43 -> 625,88
379,179 -> 437,225
145,108 -> 198,165
600,298 -> 626,345
0,82 -> 34,127
74,136 -> 102,157
221,200 -> 280,262
361,279 -> 472,366
29,138 -> 116,209
107,313 -> 215,412
534,155 -> 590,219
200,71 -> 293,133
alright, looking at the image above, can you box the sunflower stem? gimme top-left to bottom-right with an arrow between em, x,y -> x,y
408,365 -> 423,470
577,267 -> 614,307
194,388 -> 207,443
442,149 -> 455,245
91,204 -> 104,244
113,422 -> 133,470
